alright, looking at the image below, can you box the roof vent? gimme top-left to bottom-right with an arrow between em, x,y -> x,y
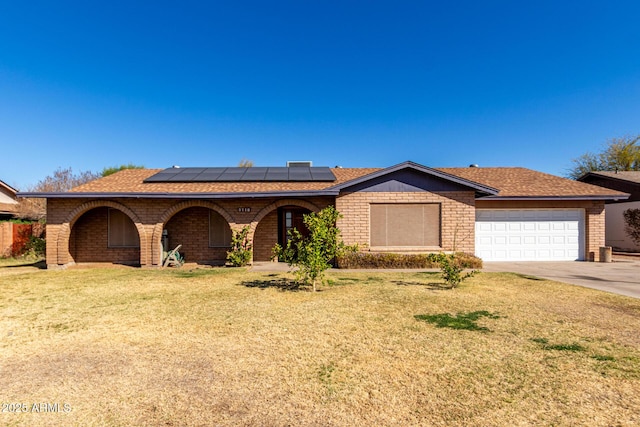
287,161 -> 313,167
469,164 -> 479,168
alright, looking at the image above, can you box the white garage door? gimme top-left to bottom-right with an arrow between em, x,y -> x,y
475,209 -> 584,261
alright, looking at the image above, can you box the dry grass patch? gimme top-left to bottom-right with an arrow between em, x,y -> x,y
0,267 -> 639,426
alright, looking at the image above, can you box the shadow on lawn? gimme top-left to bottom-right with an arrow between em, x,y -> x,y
241,277 -> 308,292
392,280 -> 452,290
2,259 -> 47,269
392,272 -> 451,290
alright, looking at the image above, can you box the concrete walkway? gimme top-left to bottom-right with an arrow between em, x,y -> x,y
482,258 -> 640,299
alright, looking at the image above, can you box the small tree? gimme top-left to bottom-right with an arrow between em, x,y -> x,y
438,253 -> 478,288
101,164 -> 145,177
226,226 -> 253,267
273,206 -> 346,292
623,208 -> 640,245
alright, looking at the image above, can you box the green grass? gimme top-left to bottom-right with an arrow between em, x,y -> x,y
414,310 -> 502,331
1,266 -> 639,426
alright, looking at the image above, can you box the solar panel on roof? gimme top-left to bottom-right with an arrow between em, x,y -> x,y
143,166 -> 336,183
264,171 -> 289,181
288,168 -> 313,180
170,174 -> 203,181
216,170 -> 245,181
193,173 -> 223,181
240,169 -> 268,181
310,169 -> 337,181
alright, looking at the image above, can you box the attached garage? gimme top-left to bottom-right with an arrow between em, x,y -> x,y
475,209 -> 585,261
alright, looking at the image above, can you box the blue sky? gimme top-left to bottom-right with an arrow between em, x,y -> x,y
1,1 -> 639,190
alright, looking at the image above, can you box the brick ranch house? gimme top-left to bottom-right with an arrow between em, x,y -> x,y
20,161 -> 629,269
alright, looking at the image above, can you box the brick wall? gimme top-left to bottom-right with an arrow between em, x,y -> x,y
45,196 -> 332,268
253,210 -> 278,261
586,202 -> 606,261
165,207 -> 228,264
336,191 -> 476,253
70,207 -> 140,264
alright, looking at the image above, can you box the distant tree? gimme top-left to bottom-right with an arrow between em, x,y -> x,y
238,158 -> 254,167
17,167 -> 100,220
568,135 -> 640,179
101,163 -> 145,177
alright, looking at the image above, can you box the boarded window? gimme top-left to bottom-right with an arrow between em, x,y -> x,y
108,209 -> 139,248
209,210 -> 232,247
370,204 -> 440,247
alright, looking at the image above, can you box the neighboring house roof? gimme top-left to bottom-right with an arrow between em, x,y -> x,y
579,171 -> 640,185
578,171 -> 640,202
0,179 -> 18,214
18,162 -> 629,201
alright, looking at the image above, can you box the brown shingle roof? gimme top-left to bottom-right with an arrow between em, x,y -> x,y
438,167 -> 628,198
69,168 -> 381,194
61,165 -> 628,199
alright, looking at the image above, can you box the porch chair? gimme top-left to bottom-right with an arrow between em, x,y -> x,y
163,244 -> 184,268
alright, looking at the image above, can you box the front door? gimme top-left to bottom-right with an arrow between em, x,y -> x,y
279,207 -> 311,246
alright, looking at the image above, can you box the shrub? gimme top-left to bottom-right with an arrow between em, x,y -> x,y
226,226 -> 253,267
24,236 -> 46,258
336,251 -> 482,270
438,253 -> 478,288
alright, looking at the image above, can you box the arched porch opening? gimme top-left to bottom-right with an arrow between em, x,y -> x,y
163,206 -> 232,265
69,206 -> 141,265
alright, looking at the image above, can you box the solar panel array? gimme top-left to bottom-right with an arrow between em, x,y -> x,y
143,167 -> 336,183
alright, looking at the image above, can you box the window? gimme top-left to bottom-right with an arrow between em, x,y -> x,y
370,204 -> 440,247
209,210 -> 232,247
108,209 -> 139,248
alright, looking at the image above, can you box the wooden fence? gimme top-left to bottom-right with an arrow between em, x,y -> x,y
0,222 -> 45,257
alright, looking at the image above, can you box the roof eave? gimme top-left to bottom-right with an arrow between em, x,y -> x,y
17,190 -> 340,199
0,180 -> 18,194
478,195 -> 631,201
578,172 -> 640,186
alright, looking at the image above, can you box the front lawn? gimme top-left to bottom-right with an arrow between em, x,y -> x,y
1,266 -> 639,426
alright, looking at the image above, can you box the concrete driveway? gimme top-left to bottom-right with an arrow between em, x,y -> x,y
482,258 -> 640,299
